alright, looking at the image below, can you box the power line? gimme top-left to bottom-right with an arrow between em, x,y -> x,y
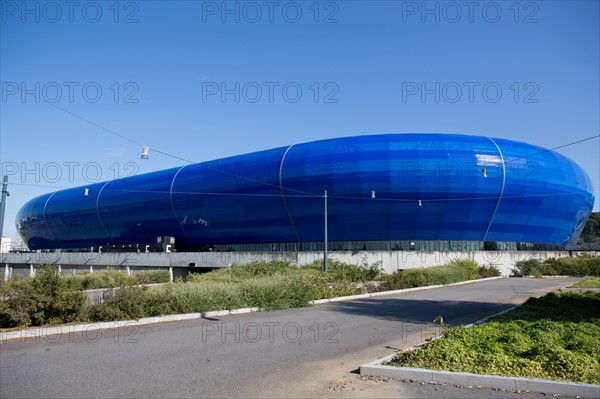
40,100 -> 142,147
9,129 -> 598,203
8,182 -> 592,203
504,134 -> 600,164
17,88 -> 318,197
6,132 -> 598,203
11,87 -> 599,202
325,189 -> 594,204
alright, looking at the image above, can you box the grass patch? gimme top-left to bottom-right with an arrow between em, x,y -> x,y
385,291 -> 600,384
570,277 -> 600,289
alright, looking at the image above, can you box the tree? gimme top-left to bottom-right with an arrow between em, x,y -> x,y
580,212 -> 600,243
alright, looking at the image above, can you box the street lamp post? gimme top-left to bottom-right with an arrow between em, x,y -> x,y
324,190 -> 328,272
0,176 -> 9,248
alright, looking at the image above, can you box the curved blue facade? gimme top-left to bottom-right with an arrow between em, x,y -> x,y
16,134 -> 595,249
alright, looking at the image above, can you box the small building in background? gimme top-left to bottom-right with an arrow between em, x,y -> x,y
0,236 -> 12,253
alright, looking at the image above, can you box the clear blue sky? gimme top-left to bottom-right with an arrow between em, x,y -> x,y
1,0 -> 599,242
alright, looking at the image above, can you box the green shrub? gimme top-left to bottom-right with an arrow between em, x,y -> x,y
513,259 -> 543,277
188,260 -> 298,284
304,274 -> 366,299
303,257 -> 383,282
239,277 -> 314,310
285,277 -> 320,306
229,259 -> 295,279
0,265 -> 85,327
239,278 -> 289,310
448,260 -> 479,280
62,268 -> 171,290
143,284 -> 188,316
478,264 -> 501,278
513,257 -> 600,277
0,280 -> 33,327
134,270 -> 171,285
170,282 -> 246,313
380,260 -> 481,291
544,256 -> 600,277
86,286 -> 147,321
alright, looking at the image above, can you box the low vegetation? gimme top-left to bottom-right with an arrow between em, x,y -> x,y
63,269 -> 170,290
0,265 -> 86,327
1,259 -> 500,328
512,256 -> 600,277
570,277 -> 600,289
386,291 -> 600,384
0,267 -> 170,327
380,260 -> 499,291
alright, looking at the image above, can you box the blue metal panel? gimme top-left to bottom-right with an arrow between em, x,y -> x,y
485,138 -> 595,246
15,134 -> 595,249
16,193 -> 56,249
97,167 -> 185,245
171,147 -> 293,244
281,134 -> 504,241
43,183 -> 110,248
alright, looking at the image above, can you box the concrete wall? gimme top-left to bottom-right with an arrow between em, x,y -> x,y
3,250 -> 592,279
189,250 -> 573,276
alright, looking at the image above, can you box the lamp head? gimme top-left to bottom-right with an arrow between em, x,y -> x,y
141,146 -> 150,160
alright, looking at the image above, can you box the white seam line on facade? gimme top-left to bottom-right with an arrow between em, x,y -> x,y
42,191 -> 59,242
96,181 -> 113,244
170,165 -> 192,246
279,144 -> 301,242
483,136 -> 506,241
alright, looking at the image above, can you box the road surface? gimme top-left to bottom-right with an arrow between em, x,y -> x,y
0,277 -> 582,398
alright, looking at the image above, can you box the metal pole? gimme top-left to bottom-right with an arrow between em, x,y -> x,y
0,176 -> 8,250
324,190 -> 328,272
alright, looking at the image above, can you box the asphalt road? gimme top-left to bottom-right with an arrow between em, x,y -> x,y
0,277 -> 582,398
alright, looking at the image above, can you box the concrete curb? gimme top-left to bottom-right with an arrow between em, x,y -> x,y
0,307 -> 261,343
0,276 -> 502,343
360,362 -> 600,398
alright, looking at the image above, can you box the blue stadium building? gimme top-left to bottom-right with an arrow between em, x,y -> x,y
16,134 -> 595,251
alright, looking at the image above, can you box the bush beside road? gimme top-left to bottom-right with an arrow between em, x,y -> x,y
512,256 -> 600,278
